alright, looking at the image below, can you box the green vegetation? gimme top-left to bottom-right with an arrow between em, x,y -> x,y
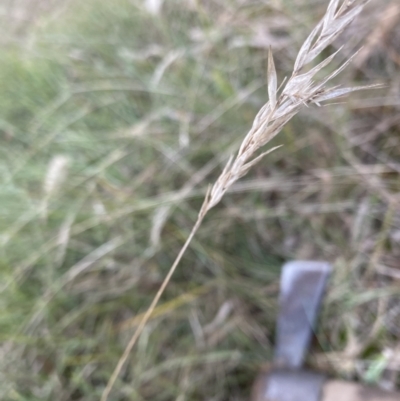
0,0 -> 399,399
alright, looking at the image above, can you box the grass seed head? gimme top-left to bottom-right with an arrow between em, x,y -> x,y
204,0 -> 375,214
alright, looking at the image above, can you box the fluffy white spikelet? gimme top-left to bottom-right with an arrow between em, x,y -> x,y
44,155 -> 69,197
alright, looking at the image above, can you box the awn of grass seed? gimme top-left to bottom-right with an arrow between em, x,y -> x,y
101,0 -> 380,399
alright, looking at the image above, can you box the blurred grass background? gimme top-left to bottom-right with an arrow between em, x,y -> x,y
0,0 -> 399,399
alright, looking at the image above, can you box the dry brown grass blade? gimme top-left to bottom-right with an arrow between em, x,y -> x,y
101,1 -> 375,399
100,214 -> 206,401
354,1 -> 400,68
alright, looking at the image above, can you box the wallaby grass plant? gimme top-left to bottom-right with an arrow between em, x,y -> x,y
1,0 -> 399,399
102,0 -> 383,399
